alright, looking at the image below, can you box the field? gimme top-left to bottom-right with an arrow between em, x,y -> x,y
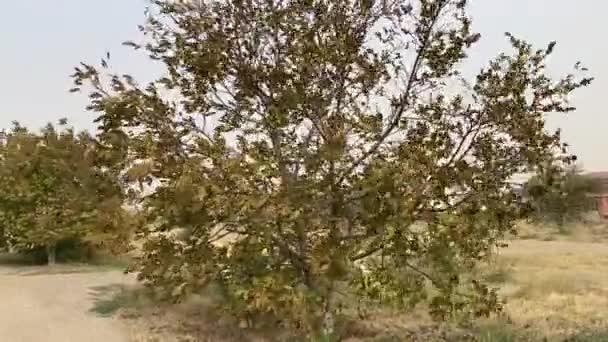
489,239 -> 608,339
1,221 -> 607,341
115,221 -> 608,341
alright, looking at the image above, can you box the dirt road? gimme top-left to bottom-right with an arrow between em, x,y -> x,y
0,266 -> 135,342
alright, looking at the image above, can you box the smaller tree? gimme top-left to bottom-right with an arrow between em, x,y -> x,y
0,121 -> 126,265
525,163 -> 593,227
72,0 -> 593,336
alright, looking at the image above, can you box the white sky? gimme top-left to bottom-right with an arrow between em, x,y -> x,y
1,0 -> 606,171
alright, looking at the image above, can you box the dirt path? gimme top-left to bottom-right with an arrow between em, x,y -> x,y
0,266 -> 135,342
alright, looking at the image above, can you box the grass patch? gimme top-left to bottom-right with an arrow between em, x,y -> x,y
495,239 -> 608,339
510,273 -> 590,299
514,219 -> 608,243
480,261 -> 513,285
565,329 -> 608,342
473,321 -> 532,342
89,284 -> 154,317
0,249 -> 131,271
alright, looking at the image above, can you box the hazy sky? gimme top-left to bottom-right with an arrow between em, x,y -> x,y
1,1 -> 606,170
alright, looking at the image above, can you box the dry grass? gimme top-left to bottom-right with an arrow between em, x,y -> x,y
117,221 -> 608,341
495,238 -> 608,339
350,223 -> 608,340
514,214 -> 608,242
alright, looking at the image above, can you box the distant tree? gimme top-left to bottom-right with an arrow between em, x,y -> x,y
0,121 -> 126,265
525,163 -> 594,227
73,0 -> 592,337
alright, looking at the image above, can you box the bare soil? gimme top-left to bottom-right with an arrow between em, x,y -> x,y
0,265 -> 135,342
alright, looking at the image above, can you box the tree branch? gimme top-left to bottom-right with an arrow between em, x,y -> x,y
337,3 -> 446,185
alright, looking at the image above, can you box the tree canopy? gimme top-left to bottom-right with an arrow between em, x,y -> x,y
0,121 -> 128,264
72,0 -> 592,337
525,163 -> 594,227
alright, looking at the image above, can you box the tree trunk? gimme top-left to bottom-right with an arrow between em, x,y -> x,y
46,242 -> 57,266
321,291 -> 336,340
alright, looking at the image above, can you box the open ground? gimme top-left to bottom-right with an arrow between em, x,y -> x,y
1,222 -> 608,341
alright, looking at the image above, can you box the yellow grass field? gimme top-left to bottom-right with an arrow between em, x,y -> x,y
494,239 -> 608,339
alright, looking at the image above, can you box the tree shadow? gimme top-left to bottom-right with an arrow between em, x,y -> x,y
88,283 -> 153,317
0,252 -> 63,276
0,254 -> 110,276
0,252 -> 43,267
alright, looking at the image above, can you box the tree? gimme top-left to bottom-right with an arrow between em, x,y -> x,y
525,163 -> 594,227
0,121 -> 126,265
72,0 -> 592,337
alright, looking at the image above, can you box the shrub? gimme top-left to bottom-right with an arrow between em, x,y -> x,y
21,238 -> 97,264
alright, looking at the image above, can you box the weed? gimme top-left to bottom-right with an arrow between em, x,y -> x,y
89,284 -> 154,317
564,329 -> 608,342
473,321 -> 537,342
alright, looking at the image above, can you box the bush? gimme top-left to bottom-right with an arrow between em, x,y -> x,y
525,164 -> 594,227
565,330 -> 608,342
22,238 -> 97,264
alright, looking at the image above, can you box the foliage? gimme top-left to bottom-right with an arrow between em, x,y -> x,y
22,238 -> 95,264
0,121 -> 129,264
525,163 -> 594,228
72,0 -> 592,337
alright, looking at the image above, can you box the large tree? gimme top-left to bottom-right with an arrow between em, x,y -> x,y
0,121 -> 126,265
72,0 -> 592,337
